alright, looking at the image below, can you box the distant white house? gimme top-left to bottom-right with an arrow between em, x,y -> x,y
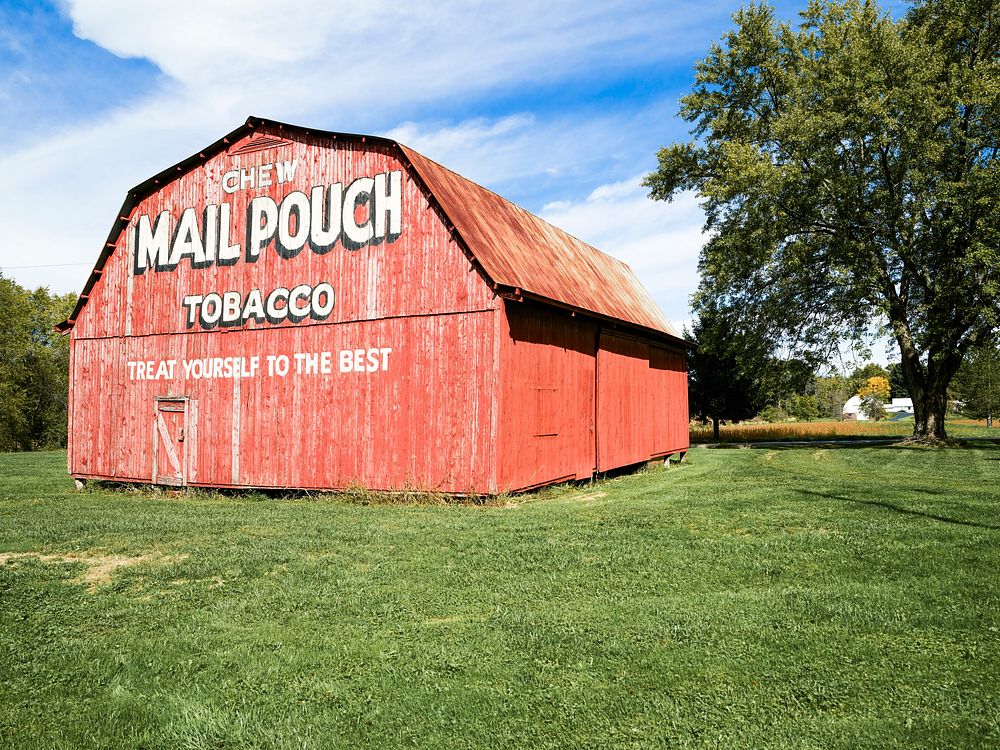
886,398 -> 913,414
843,396 -> 913,420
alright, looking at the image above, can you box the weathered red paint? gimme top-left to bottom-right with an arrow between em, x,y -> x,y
62,117 -> 689,493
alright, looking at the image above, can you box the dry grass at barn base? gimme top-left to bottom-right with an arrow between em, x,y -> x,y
689,417 -> 996,444
1,447 -> 998,749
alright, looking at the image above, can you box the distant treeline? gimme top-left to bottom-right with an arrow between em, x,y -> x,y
0,276 -> 76,452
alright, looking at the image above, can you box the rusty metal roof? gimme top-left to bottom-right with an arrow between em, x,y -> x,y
59,117 -> 686,345
401,146 -> 682,341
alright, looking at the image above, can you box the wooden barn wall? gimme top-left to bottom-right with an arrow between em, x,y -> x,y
649,344 -> 689,455
596,332 -> 688,473
69,129 -> 501,492
496,302 -> 597,491
69,311 -> 497,492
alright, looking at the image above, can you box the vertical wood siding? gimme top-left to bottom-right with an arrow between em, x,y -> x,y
70,312 -> 497,492
650,344 -> 690,455
496,302 -> 597,491
596,332 -> 650,471
596,332 -> 688,472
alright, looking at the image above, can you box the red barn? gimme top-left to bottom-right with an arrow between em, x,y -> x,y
58,117 -> 689,493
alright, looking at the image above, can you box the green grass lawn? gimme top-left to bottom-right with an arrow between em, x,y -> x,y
1,447 -> 998,749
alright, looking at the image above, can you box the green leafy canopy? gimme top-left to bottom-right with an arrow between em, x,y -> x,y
646,0 -> 1000,438
0,275 -> 76,451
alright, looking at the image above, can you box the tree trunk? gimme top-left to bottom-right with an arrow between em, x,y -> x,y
899,341 -> 961,442
894,335 -> 951,442
911,382 -> 948,441
712,415 -> 720,441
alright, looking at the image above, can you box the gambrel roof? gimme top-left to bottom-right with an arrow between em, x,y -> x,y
58,116 -> 684,345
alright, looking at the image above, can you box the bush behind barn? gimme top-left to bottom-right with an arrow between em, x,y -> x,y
0,275 -> 76,451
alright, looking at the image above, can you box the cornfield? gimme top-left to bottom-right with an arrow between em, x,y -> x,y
689,418 -> 995,444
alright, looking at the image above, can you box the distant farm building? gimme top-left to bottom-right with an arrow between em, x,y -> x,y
58,117 -> 689,493
843,396 -> 913,420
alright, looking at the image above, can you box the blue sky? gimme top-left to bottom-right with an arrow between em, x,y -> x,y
0,0 -> 905,361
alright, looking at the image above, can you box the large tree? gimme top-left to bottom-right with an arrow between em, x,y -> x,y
645,0 -> 999,441
686,303 -> 771,440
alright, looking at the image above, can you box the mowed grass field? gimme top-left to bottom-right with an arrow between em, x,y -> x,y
1,447 -> 998,749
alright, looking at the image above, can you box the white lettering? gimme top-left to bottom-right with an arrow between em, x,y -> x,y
342,177 -> 375,246
373,171 -> 402,239
222,291 -> 241,323
242,288 -> 265,322
222,170 -> 240,194
276,160 -> 298,184
181,356 -> 259,380
259,163 -> 273,188
182,294 -> 203,327
273,355 -> 290,376
218,203 -> 240,264
277,191 -> 310,257
309,183 -> 342,250
126,359 -> 177,380
338,347 -> 392,373
203,204 -> 219,264
266,287 -> 289,320
288,284 -> 311,321
295,351 -> 319,375
181,283 -> 336,330
247,196 -> 278,260
134,211 -> 171,272
168,207 -> 206,267
201,292 -> 223,325
311,282 -> 335,318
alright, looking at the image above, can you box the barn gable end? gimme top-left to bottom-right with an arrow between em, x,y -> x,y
67,122 -> 502,492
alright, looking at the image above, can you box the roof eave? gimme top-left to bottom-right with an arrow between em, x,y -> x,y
496,285 -> 693,349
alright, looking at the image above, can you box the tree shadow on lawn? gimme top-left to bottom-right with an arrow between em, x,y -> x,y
799,488 -> 1000,531
959,439 -> 1000,457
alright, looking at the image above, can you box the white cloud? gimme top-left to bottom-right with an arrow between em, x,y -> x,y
63,0 -> 713,108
